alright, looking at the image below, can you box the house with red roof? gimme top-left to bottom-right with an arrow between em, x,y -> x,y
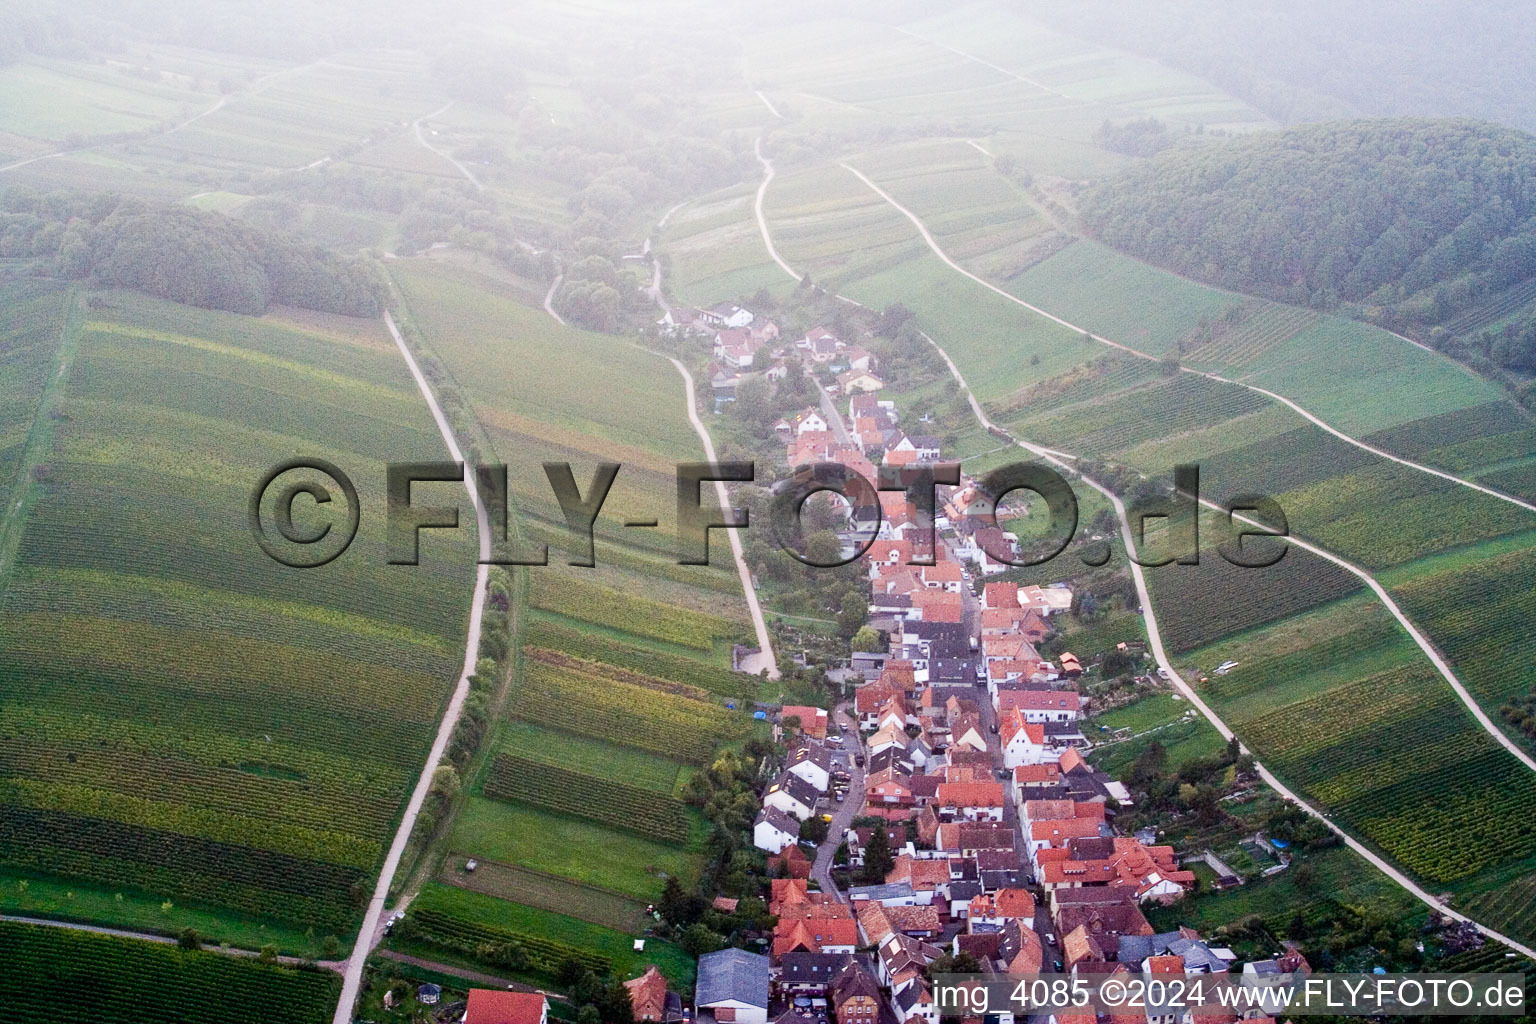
466,990 -> 547,1024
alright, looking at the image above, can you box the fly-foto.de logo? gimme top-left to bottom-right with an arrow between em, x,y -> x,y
249,459 -> 1288,570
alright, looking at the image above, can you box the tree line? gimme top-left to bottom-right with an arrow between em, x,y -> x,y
1081,118 -> 1536,372
0,187 -> 384,316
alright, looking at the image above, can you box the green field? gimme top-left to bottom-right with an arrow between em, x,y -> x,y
403,882 -> 695,986
445,797 -> 698,901
0,290 -> 473,942
0,921 -> 339,1024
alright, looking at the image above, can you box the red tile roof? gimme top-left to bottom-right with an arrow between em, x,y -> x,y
466,990 -> 546,1024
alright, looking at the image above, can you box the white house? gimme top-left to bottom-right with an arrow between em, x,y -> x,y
753,806 -> 799,854
793,408 -> 829,435
701,303 -> 754,329
762,771 -> 819,820
1000,711 -> 1052,769
785,744 -> 833,793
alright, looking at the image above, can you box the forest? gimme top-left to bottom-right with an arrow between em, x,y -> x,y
1081,118 -> 1536,371
0,188 -> 384,315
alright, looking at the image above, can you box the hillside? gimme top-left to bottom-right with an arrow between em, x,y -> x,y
1080,119 -> 1536,374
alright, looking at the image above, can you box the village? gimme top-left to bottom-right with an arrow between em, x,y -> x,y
631,301 -> 1308,1024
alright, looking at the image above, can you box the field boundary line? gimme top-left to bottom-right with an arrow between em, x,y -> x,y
332,311 -> 492,1024
893,26 -> 1064,97
0,288 -> 81,589
739,148 -> 1536,958
0,914 -> 344,970
840,160 -> 1536,516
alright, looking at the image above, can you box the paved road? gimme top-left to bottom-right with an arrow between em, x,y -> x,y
811,703 -> 864,899
332,313 -> 495,1024
0,915 -> 344,970
814,377 -> 853,445
753,136 -> 801,282
909,314 -> 1536,962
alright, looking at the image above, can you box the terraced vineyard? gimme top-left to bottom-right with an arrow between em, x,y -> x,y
388,260 -> 756,980
0,921 -> 338,1024
406,906 -> 611,975
483,753 -> 693,842
530,575 -> 738,651
512,657 -> 747,765
0,292 -> 474,943
1186,597 -> 1536,892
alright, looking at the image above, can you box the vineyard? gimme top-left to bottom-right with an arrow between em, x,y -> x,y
527,618 -> 760,700
530,575 -> 737,651
1273,461 -> 1532,569
496,721 -> 689,796
1191,596 -> 1536,889
1012,374 -> 1270,459
512,658 -> 748,765
0,922 -> 338,1024
0,281 -> 70,512
1392,542 -> 1536,707
994,355 -> 1159,421
483,754 -> 693,844
1146,537 -> 1363,652
1360,401 -> 1534,466
1183,303 -> 1321,369
405,907 -> 611,976
525,647 -> 716,702
0,294 -> 474,939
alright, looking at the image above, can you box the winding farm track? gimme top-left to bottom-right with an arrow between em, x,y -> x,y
742,140 -> 1536,958
543,273 -> 566,325
839,162 -> 1536,517
412,101 -> 483,190
836,158 -> 1536,767
331,312 -> 493,1024
660,353 -> 780,680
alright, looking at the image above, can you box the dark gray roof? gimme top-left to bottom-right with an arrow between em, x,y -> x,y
944,880 -> 982,901
697,948 -> 771,1009
778,952 -> 852,985
756,805 -> 800,836
766,770 -> 820,810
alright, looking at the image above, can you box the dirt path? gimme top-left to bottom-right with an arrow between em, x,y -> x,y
543,274 -> 566,325
840,161 -> 1536,517
743,144 -> 1536,959
332,311 -> 493,1024
374,950 -> 567,999
754,136 -> 802,282
662,353 -> 779,679
412,102 -> 483,191
915,319 -> 1536,960
0,914 -> 345,971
